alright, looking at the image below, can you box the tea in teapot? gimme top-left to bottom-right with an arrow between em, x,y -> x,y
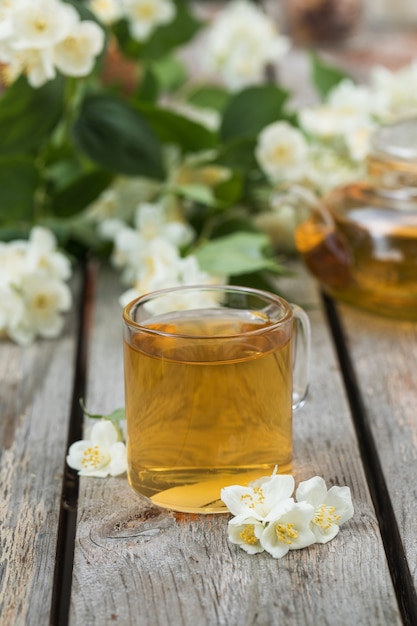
295,118 -> 417,321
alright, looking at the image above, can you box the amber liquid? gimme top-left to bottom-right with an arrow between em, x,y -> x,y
296,186 -> 417,320
123,310 -> 293,513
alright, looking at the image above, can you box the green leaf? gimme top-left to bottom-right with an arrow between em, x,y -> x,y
220,85 -> 289,142
310,52 -> 351,99
171,184 -> 216,205
195,232 -> 281,276
151,55 -> 188,92
0,156 -> 39,224
43,213 -> 103,252
188,85 -> 231,113
214,171 -> 243,208
72,93 -> 165,179
134,102 -> 218,153
214,136 -> 258,171
134,66 -> 160,103
79,399 -> 126,441
0,76 -> 65,156
51,170 -> 114,217
141,0 -> 203,59
114,0 -> 203,61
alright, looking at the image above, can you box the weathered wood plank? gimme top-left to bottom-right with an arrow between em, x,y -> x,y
0,273 -> 81,626
337,303 -> 417,585
70,264 -> 400,626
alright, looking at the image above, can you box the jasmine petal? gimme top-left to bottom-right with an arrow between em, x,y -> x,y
295,476 -> 354,543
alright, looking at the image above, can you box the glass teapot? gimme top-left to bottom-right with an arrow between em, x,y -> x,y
294,118 -> 417,321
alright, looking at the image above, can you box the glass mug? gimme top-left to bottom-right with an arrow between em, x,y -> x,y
122,285 -> 310,514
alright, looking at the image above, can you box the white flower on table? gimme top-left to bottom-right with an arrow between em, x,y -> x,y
221,470 -> 354,558
8,271 -> 72,346
227,516 -> 266,555
67,420 -> 127,478
204,0 -> 290,91
221,473 -> 295,521
260,499 -> 316,559
295,476 -> 354,543
255,121 -> 309,184
0,226 -> 73,346
26,226 -> 72,281
123,0 -> 176,42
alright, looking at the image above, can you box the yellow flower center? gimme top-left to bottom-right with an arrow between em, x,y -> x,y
81,445 -> 111,470
313,505 -> 341,530
134,3 -> 156,20
35,19 -> 48,33
240,525 -> 258,545
271,144 -> 292,164
33,294 -> 49,310
275,522 -> 298,545
240,486 -> 265,509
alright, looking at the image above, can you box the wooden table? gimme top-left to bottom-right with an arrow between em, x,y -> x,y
1,257 -> 417,626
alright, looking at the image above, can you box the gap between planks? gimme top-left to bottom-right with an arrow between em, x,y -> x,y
322,293 -> 417,626
50,260 -> 98,626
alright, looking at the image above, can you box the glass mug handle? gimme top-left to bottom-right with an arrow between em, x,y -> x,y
291,304 -> 311,412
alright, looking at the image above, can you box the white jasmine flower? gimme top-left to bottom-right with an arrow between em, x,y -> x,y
205,0 -> 290,91
255,121 -> 309,184
66,420 -> 127,477
299,80 -> 387,141
0,0 -> 14,41
221,473 -> 295,521
371,61 -> 417,120
344,122 -> 375,162
106,202 -> 195,285
304,144 -> 363,194
0,239 -> 28,285
3,47 -> 56,87
0,227 -> 73,345
11,0 -> 78,50
295,476 -> 354,543
14,272 -> 72,343
119,243 -> 223,309
118,236 -> 180,305
112,227 -> 145,283
53,19 -> 105,77
260,499 -> 316,558
134,202 -> 194,248
26,226 -> 72,281
122,0 -> 176,42
0,285 -> 24,339
88,0 -> 124,25
328,79 -> 387,121
227,516 -> 265,555
87,178 -> 161,222
99,217 -> 128,240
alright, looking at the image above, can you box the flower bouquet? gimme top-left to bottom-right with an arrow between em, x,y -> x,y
1,0 -> 417,344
